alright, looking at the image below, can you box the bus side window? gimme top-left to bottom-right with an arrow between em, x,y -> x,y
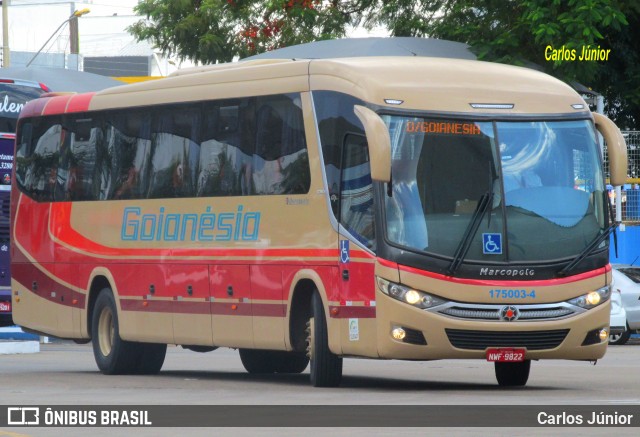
15,122 -> 33,191
148,105 -> 200,199
340,133 -> 375,250
314,91 -> 366,219
198,103 -> 225,196
198,101 -> 250,197
22,120 -> 63,201
109,113 -> 152,200
59,117 -> 101,201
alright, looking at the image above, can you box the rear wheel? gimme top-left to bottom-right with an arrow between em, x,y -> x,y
609,324 -> 631,345
239,349 -> 309,374
307,291 -> 342,387
92,289 -> 138,375
91,288 -> 166,375
495,360 -> 531,387
134,343 -> 167,374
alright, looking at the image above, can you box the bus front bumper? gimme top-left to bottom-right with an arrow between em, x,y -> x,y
374,290 -> 609,361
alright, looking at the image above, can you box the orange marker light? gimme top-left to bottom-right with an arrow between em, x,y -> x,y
330,307 -> 339,316
72,299 -> 78,305
231,304 -> 238,310
143,301 -> 149,307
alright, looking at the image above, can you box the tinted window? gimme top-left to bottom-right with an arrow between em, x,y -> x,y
313,91 -> 365,218
0,83 -> 45,133
341,134 -> 375,250
15,93 -> 310,202
148,106 -> 201,198
106,112 -> 152,200
16,117 -> 64,200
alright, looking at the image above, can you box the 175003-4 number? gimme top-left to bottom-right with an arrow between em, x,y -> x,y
489,289 -> 536,299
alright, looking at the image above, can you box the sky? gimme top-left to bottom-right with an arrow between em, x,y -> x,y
3,0 -> 387,74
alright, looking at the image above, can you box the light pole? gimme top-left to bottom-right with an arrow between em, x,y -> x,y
26,8 -> 90,68
2,0 -> 10,67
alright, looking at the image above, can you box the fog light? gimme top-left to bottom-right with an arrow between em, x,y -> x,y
391,327 -> 406,341
586,292 -> 601,306
599,328 -> 609,342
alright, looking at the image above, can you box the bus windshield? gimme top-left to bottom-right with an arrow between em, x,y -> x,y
382,117 -> 605,263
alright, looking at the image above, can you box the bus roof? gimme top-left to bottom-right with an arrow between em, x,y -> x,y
21,57 -> 588,117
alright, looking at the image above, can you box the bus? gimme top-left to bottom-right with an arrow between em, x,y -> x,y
0,78 -> 50,327
11,57 -> 627,387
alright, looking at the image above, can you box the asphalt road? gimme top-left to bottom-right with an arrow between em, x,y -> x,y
1,338 -> 639,436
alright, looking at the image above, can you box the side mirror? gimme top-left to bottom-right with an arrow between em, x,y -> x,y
593,112 -> 627,186
353,105 -> 391,182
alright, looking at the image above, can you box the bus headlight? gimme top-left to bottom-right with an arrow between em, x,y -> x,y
567,285 -> 611,309
376,277 -> 445,309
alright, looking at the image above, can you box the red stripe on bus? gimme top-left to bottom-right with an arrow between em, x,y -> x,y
252,303 -> 287,317
376,258 -> 399,270
329,305 -> 376,318
120,299 -> 214,315
12,263 -> 86,308
398,263 -> 610,287
66,92 -> 96,113
120,299 -> 286,317
20,97 -> 51,118
42,95 -> 73,115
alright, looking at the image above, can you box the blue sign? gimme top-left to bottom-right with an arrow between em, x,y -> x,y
482,233 -> 502,255
340,240 -> 350,263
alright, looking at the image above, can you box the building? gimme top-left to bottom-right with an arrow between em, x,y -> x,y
1,0 -> 174,77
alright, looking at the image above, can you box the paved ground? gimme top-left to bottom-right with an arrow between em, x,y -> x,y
0,338 -> 639,436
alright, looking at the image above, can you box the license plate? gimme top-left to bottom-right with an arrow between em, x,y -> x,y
0,301 -> 10,312
486,348 -> 525,362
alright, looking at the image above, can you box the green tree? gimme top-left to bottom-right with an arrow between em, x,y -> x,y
129,1 -> 637,127
129,0 -> 372,63
397,0 -> 634,126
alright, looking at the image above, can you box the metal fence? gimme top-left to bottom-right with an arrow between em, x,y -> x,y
608,131 -> 640,223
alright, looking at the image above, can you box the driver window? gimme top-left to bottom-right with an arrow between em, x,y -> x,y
340,133 -> 375,250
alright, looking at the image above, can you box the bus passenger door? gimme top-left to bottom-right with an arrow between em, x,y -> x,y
210,265 -> 253,348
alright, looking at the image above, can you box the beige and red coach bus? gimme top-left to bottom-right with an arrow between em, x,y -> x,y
11,57 -> 627,387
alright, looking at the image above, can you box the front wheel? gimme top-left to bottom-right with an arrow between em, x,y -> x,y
495,360 -> 531,387
307,291 -> 342,387
239,349 -> 309,374
609,325 -> 631,345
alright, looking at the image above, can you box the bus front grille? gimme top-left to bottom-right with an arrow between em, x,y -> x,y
438,306 -> 575,321
445,328 -> 570,350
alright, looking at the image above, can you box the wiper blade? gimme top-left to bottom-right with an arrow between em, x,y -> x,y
556,222 -> 618,277
446,191 -> 492,276
446,163 -> 495,277
557,193 -> 619,277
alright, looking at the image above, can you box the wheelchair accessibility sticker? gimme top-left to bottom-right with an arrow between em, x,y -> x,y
482,233 -> 502,255
340,240 -> 350,263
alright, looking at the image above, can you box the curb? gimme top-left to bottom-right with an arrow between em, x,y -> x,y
0,340 -> 40,354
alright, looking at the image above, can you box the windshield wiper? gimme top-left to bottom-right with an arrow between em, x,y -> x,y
557,193 -> 619,277
446,165 -> 496,277
446,192 -> 493,277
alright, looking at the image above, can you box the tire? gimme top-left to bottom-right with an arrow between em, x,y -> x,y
609,325 -> 631,345
307,291 -> 342,387
495,360 -> 531,387
91,288 -> 138,375
239,349 -> 309,374
274,352 -> 309,374
134,343 -> 167,375
239,349 -> 277,373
